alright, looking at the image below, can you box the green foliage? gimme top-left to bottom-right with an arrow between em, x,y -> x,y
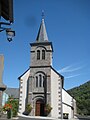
68,80 -> 90,115
45,104 -> 52,114
25,104 -> 32,115
6,97 -> 19,117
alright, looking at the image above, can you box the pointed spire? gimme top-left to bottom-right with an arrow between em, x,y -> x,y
36,11 -> 48,42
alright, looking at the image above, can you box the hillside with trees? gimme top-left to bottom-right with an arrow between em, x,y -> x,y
68,80 -> 90,115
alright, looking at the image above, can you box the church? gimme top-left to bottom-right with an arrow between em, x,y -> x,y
18,17 -> 76,119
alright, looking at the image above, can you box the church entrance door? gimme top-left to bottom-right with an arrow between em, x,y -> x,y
35,99 -> 45,116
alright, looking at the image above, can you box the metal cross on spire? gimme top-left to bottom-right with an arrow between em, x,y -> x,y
41,10 -> 45,19
36,10 -> 48,42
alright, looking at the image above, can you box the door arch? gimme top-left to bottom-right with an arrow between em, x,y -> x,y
35,99 -> 45,116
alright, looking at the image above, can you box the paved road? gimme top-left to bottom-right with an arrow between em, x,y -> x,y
0,116 -> 90,120
18,117 -> 90,120
19,117 -> 54,120
78,116 -> 90,120
0,117 -> 55,120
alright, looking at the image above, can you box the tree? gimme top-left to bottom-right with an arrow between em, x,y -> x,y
68,80 -> 90,115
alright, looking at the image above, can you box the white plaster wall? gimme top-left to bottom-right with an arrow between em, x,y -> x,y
62,89 -> 73,106
51,69 -> 59,118
63,104 -> 73,119
62,89 -> 73,119
19,69 -> 30,114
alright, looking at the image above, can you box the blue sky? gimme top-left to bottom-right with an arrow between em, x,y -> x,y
0,0 -> 90,90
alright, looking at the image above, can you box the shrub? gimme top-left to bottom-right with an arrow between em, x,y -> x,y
3,97 -> 19,117
24,104 -> 33,115
45,104 -> 52,115
3,104 -> 12,119
26,104 -> 32,113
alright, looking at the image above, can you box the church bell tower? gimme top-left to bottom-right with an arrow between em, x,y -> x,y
27,16 -> 54,116
30,18 -> 53,67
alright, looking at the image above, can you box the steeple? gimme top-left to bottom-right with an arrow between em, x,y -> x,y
36,13 -> 48,42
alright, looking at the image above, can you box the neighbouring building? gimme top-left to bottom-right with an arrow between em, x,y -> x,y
0,55 -> 6,107
2,88 -> 19,106
18,17 -> 76,119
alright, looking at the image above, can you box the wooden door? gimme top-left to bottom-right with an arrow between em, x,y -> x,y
36,101 -> 40,116
35,99 -> 45,116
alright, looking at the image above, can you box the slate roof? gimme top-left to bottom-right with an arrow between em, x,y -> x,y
5,88 -> 19,99
36,18 -> 48,42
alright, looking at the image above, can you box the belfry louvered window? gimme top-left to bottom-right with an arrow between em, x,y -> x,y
42,50 -> 45,59
37,50 -> 40,60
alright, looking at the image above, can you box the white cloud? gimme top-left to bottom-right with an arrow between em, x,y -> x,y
58,65 -> 72,73
58,64 -> 84,73
65,74 -> 81,79
58,63 -> 85,80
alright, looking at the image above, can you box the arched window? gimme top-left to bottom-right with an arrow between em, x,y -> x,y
35,73 -> 45,88
36,76 -> 38,87
39,74 -> 42,87
37,50 -> 40,60
42,50 -> 45,60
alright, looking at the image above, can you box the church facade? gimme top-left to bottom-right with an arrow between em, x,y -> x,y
18,18 -> 76,119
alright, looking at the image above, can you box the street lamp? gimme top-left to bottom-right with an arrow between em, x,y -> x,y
6,28 -> 15,42
0,22 -> 15,42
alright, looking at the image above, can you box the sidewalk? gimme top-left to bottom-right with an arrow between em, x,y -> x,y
18,113 -> 56,119
0,113 -> 79,120
18,113 -> 79,120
